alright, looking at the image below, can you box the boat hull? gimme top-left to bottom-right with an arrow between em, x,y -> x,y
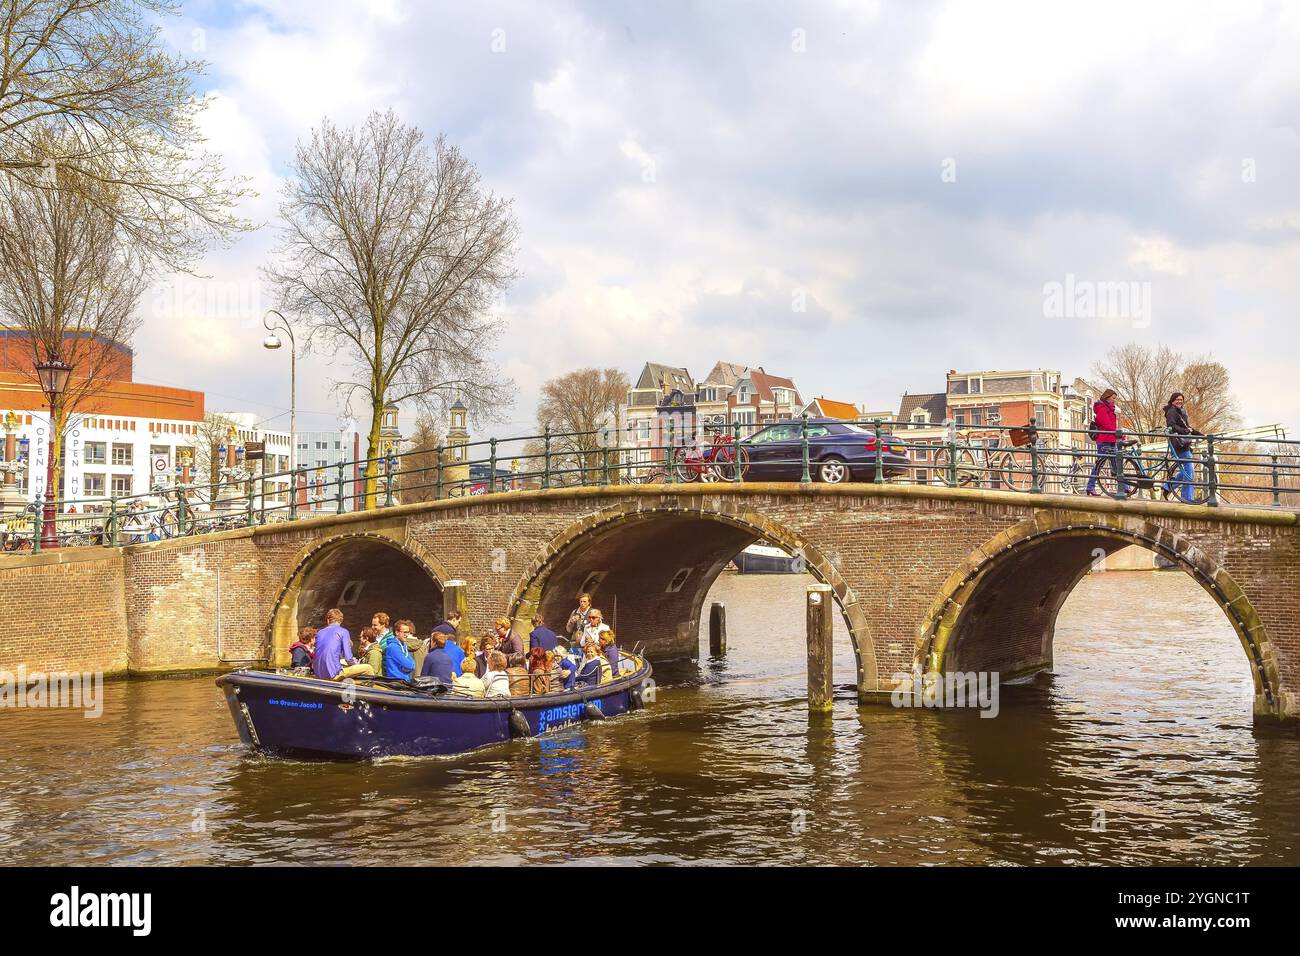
216,662 -> 652,759
735,544 -> 802,574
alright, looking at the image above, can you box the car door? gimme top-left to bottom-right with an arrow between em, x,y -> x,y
742,424 -> 793,478
756,423 -> 802,479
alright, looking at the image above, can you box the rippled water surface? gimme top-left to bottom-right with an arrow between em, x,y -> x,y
2,569 -> 1298,865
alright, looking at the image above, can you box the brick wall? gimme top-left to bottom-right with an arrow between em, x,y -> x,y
0,550 -> 128,674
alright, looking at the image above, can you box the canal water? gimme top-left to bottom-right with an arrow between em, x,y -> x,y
2,569 -> 1298,865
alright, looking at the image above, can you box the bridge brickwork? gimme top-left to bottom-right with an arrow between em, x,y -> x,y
2,483 -> 1296,720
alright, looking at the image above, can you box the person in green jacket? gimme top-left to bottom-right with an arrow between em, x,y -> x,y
358,627 -> 384,674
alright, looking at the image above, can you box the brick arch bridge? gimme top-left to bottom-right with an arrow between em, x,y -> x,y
3,483 -> 1296,720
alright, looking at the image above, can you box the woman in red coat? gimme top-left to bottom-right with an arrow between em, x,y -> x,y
1085,388 -> 1124,496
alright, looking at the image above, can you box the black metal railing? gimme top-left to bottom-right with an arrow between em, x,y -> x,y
2,415 -> 1297,552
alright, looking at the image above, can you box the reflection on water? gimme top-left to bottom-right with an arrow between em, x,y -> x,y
1,569 -> 1298,865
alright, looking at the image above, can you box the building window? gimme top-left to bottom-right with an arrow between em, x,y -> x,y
111,443 -> 132,466
110,474 -> 132,496
911,409 -> 930,425
85,442 -> 106,464
955,410 -> 967,426
969,410 -> 983,427
84,473 -> 105,496
968,377 -> 982,394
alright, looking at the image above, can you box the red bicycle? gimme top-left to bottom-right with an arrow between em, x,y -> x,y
669,430 -> 750,482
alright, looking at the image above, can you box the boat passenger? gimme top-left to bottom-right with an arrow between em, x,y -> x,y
431,610 -> 462,639
481,651 -> 511,698
457,635 -> 476,669
580,608 -> 611,649
379,624 -> 417,681
598,630 -> 618,680
574,645 -> 604,689
564,593 -> 593,642
528,614 -> 559,653
420,631 -> 456,683
442,630 -> 465,678
474,633 -> 498,678
290,627 -> 316,669
527,646 -> 551,695
358,627 -> 383,675
314,609 -> 372,680
494,617 -> 525,668
451,660 -> 485,698
507,663 -> 530,697
393,619 -> 425,673
551,650 -> 578,691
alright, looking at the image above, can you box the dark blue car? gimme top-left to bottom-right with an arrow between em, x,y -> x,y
737,418 -> 910,483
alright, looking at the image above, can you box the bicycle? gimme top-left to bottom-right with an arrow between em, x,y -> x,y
668,430 -> 749,482
1088,439 -> 1211,503
932,430 -> 1032,491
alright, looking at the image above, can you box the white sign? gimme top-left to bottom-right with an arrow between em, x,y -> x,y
152,454 -> 169,476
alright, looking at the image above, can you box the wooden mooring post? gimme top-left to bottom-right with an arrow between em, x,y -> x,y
708,601 -> 727,655
806,584 -> 833,712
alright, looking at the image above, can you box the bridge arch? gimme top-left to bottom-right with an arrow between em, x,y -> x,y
266,532 -> 450,666
504,500 -> 877,691
916,512 -> 1279,716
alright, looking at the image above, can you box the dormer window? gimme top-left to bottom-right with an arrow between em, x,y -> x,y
911,409 -> 930,424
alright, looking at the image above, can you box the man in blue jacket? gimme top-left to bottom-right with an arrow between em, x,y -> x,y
380,627 -> 416,680
430,611 -> 464,676
420,631 -> 456,683
528,613 -> 559,653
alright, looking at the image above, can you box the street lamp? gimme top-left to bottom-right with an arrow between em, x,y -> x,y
262,310 -> 297,472
34,358 -> 72,549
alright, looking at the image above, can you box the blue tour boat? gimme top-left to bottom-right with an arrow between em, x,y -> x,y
216,654 -> 654,759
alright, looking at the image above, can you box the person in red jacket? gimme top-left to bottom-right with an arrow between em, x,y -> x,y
1085,388 -> 1125,496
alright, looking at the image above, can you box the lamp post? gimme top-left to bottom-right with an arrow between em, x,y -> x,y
35,358 -> 72,549
262,310 -> 297,472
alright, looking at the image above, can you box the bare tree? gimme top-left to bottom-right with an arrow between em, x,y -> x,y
0,2 -> 251,269
266,110 -> 518,507
1179,359 -> 1240,433
535,367 -> 630,483
1088,342 -> 1240,435
393,414 -> 443,504
193,411 -> 237,503
0,153 -> 146,499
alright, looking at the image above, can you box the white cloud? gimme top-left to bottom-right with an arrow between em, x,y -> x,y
127,0 -> 1300,437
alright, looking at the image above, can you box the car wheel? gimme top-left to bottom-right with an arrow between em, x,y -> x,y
817,456 -> 849,484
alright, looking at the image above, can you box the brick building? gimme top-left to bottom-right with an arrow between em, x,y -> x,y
0,328 -> 204,506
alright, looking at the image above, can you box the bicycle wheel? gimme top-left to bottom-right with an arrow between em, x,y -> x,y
1095,452 -> 1144,498
1161,455 -> 1211,504
669,447 -> 698,483
996,449 -> 1034,492
713,445 -> 750,482
1061,458 -> 1089,496
932,446 -> 979,487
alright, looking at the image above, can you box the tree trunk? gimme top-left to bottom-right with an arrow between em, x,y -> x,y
364,398 -> 384,510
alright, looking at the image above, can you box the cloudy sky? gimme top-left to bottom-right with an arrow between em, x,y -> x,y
140,0 -> 1300,438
